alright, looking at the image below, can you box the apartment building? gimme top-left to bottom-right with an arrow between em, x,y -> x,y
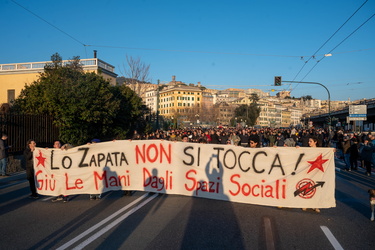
215,102 -> 236,126
0,55 -> 117,106
144,88 -> 158,113
158,83 -> 202,124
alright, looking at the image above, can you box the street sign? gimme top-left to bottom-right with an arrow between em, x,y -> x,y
347,116 -> 367,122
348,105 -> 367,121
349,105 -> 367,115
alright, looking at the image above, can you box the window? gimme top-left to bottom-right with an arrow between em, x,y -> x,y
7,89 -> 15,103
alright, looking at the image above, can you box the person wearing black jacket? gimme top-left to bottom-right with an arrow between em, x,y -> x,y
210,130 -> 221,144
349,138 -> 359,171
24,139 -> 38,199
0,134 -> 10,176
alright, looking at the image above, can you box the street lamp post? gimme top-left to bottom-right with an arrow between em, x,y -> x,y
156,79 -> 160,130
283,80 -> 331,126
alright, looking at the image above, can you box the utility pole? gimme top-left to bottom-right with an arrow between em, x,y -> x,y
156,79 -> 160,130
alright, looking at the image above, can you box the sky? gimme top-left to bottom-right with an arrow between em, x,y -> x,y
1,0 -> 374,101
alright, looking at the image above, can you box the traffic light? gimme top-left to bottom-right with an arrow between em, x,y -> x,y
326,116 -> 331,125
274,76 -> 282,86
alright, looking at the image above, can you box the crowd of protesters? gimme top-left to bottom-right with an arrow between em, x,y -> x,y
19,125 -> 374,200
132,126 -> 332,148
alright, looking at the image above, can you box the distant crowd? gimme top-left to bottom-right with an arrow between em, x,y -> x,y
132,127 -> 333,147
132,126 -> 375,176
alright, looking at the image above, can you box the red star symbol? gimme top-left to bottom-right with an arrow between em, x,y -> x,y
307,154 -> 328,174
36,150 -> 47,168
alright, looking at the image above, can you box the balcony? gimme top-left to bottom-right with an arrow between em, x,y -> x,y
0,58 -> 115,73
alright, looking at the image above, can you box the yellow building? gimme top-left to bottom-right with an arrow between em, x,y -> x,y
159,84 -> 202,125
0,57 -> 117,106
281,109 -> 292,127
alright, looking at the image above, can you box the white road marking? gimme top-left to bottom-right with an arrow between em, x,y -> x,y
42,196 -> 54,201
320,226 -> 344,250
56,193 -> 153,250
263,217 -> 275,250
72,193 -> 158,250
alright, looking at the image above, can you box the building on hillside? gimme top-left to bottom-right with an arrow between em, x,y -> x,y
126,82 -> 156,99
276,91 -> 291,99
290,108 -> 303,127
0,53 -> 117,106
326,100 -> 348,112
281,109 -> 291,127
260,102 -> 283,128
218,88 -> 246,99
201,92 -> 215,112
216,94 -> 231,104
257,100 -> 271,127
246,89 -> 270,98
144,88 -> 158,113
214,102 -> 236,126
158,83 -> 202,126
232,96 -> 251,106
300,98 -> 321,109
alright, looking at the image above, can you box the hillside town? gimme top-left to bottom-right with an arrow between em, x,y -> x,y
0,56 -> 371,130
125,74 -> 361,128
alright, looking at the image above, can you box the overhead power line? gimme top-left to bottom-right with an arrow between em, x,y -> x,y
10,0 -> 374,63
297,13 -> 375,83
291,0 -> 373,92
11,0 -> 86,47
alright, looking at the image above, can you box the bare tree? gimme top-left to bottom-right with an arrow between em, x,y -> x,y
119,55 -> 151,96
122,55 -> 151,84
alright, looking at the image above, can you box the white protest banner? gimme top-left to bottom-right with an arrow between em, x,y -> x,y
33,140 -> 336,208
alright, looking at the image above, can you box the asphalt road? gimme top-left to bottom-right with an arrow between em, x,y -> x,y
1,158 -> 374,250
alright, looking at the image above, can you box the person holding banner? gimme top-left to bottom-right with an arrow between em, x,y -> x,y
303,136 -> 321,213
89,139 -> 102,200
24,139 -> 38,199
51,140 -> 69,203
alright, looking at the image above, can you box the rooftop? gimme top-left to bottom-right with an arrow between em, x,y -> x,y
0,58 -> 115,74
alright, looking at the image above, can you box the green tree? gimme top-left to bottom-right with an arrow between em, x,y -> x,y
301,95 -> 313,100
109,84 -> 149,139
13,53 -> 146,145
249,93 -> 259,103
234,94 -> 260,127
